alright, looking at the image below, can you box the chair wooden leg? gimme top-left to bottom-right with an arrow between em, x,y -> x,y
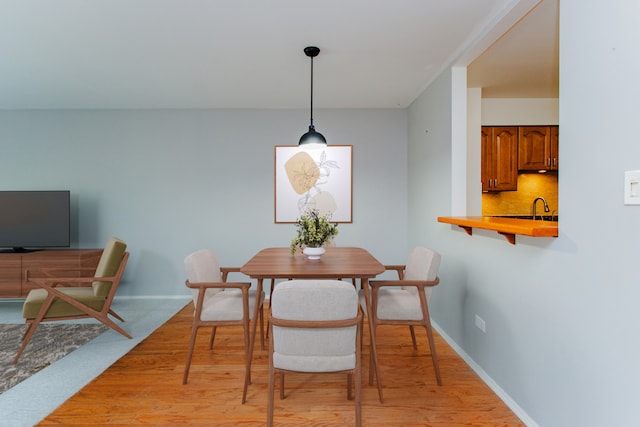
367,322 -> 384,403
269,278 -> 276,302
356,377 -> 362,427
279,372 -> 285,399
355,324 -> 362,427
242,318 -> 251,404
425,322 -> 442,386
418,291 -> 441,386
267,367 -> 275,427
13,292 -> 56,364
259,305 -> 265,350
348,373 -> 353,400
94,313 -> 132,339
368,350 -> 375,385
13,322 -> 38,364
266,278 -> 276,340
208,326 -> 217,350
183,323 -> 199,384
410,325 -> 418,349
108,308 -> 125,322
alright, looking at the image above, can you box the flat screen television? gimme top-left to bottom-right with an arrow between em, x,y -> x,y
0,190 -> 71,252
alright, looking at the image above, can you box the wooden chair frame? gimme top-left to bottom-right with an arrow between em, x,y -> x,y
366,264 -> 442,397
267,310 -> 363,427
183,267 -> 264,404
13,251 -> 131,364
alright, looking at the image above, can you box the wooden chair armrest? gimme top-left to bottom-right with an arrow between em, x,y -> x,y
185,280 -> 251,290
269,312 -> 362,329
384,265 -> 406,279
369,277 -> 440,289
220,267 -> 243,282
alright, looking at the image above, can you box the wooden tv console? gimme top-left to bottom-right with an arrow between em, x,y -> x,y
0,249 -> 102,298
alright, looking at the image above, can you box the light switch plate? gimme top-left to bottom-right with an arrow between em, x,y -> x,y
624,170 -> 640,205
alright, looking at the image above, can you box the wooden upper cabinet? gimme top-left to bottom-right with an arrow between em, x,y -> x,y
481,126 -> 518,191
550,126 -> 558,170
518,126 -> 559,171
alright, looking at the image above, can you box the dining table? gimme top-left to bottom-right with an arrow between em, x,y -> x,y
240,246 -> 386,401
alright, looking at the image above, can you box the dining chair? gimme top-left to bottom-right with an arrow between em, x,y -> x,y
14,236 -> 130,364
268,279 -> 362,427
360,246 -> 442,402
183,249 -> 265,404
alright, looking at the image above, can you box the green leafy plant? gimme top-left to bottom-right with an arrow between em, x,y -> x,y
290,209 -> 339,255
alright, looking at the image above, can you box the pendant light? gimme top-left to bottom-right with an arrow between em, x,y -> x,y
298,46 -> 327,146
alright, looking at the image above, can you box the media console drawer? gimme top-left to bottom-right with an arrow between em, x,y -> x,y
0,249 -> 102,298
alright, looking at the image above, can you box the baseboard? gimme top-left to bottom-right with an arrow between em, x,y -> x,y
114,295 -> 191,301
431,321 -> 539,427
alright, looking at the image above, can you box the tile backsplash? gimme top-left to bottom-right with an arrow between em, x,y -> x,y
482,172 -> 558,217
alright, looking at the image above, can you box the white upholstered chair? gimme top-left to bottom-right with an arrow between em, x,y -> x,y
360,246 -> 442,402
183,249 -> 265,404
268,280 -> 362,427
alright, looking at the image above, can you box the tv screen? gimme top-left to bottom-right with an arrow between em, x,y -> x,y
0,190 -> 71,251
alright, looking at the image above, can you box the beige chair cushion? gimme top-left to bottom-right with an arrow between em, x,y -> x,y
92,237 -> 127,297
22,287 -> 106,319
359,246 -> 441,321
185,248 -> 265,321
271,280 -> 358,373
185,249 -> 224,302
199,289 -> 264,321
403,246 -> 441,298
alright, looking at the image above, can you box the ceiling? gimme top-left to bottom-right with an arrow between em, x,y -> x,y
0,0 -> 558,110
468,0 -> 558,98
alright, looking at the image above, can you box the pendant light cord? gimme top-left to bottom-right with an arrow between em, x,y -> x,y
298,46 -> 326,145
309,55 -> 314,128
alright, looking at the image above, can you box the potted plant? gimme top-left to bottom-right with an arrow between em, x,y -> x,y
290,209 -> 339,259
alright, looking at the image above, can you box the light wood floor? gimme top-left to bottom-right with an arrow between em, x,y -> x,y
40,303 -> 524,426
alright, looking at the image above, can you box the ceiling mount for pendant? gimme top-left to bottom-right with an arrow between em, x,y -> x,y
298,46 -> 327,146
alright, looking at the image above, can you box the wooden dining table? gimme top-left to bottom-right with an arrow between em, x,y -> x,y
240,246 -> 386,401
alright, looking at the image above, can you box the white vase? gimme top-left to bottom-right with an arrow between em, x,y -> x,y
303,246 -> 325,260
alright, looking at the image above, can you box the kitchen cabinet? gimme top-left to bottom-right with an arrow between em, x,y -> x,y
518,126 -> 559,171
481,126 -> 518,191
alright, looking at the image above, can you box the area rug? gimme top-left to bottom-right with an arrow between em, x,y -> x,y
0,323 -> 108,394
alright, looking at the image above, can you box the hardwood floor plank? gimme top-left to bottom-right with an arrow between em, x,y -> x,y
39,303 -> 524,426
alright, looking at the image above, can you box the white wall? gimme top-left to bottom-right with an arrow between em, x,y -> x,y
408,0 -> 640,426
0,108 -> 408,296
481,98 -> 559,125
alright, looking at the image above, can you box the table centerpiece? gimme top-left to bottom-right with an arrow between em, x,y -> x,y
290,209 -> 339,259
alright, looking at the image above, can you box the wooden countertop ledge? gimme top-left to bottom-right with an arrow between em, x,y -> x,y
437,216 -> 558,245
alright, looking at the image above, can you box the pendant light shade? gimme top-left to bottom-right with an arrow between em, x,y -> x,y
299,46 -> 327,146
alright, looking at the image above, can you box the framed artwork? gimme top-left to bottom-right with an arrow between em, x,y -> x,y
274,145 -> 352,223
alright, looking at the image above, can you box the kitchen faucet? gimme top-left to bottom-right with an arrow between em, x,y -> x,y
532,197 -> 550,220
